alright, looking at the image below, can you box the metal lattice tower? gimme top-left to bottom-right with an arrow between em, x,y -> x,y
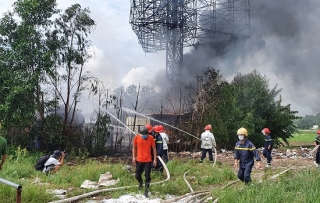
130,0 -> 250,88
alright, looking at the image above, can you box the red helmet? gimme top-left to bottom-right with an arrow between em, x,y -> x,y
317,130 -> 320,134
204,125 -> 212,130
262,128 -> 270,134
153,125 -> 162,133
145,124 -> 153,133
159,125 -> 164,132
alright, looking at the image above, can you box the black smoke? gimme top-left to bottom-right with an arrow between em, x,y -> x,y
175,0 -> 320,116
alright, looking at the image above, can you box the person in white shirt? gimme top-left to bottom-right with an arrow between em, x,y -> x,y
43,150 -> 65,175
199,125 -> 216,163
159,125 -> 169,163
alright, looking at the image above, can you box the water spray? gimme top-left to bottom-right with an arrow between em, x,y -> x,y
122,107 -> 218,167
109,124 -> 135,133
88,102 -> 137,135
122,107 -> 200,140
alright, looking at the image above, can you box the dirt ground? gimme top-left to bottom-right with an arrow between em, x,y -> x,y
88,146 -> 317,179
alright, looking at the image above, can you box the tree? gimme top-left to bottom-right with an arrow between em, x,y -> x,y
0,0 -> 59,147
49,4 -> 96,148
232,70 -> 300,147
295,114 -> 318,129
180,68 -> 228,149
0,1 -> 98,151
183,68 -> 300,150
87,79 -> 113,156
208,81 -> 243,149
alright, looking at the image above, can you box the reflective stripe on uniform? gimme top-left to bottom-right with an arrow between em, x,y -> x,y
265,139 -> 272,141
235,147 -> 256,151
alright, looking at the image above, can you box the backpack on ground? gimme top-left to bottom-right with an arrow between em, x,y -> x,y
34,155 -> 50,170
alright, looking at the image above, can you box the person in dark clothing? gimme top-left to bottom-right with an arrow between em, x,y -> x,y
262,128 -> 273,167
234,127 -> 261,184
152,125 -> 164,172
132,126 -> 157,197
313,130 -> 320,167
0,135 -> 8,170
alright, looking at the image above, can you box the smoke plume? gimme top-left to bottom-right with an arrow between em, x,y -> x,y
177,0 -> 320,116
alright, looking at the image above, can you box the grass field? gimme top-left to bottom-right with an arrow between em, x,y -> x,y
0,145 -> 319,203
287,130 -> 317,147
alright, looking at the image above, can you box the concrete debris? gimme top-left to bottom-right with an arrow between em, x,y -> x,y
80,172 -> 120,189
31,177 -> 50,186
46,189 -> 67,199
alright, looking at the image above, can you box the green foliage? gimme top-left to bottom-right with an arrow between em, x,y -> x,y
208,81 -> 243,148
44,114 -> 64,147
0,0 -> 98,152
231,70 -> 300,148
0,0 -> 60,145
185,68 -> 300,150
295,114 -> 320,129
91,115 -> 111,156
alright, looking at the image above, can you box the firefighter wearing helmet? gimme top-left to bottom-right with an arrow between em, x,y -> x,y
262,128 -> 273,167
159,125 -> 170,163
234,127 -> 261,184
199,125 -> 216,163
313,130 -> 320,167
152,125 -> 164,172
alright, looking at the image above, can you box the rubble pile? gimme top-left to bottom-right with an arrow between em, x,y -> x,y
170,146 -> 315,159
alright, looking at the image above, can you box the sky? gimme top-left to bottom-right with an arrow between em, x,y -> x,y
1,0 -> 320,121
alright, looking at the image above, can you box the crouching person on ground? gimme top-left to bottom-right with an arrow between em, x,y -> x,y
43,150 -> 65,175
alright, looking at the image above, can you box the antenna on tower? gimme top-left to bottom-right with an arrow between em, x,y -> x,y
130,0 -> 250,111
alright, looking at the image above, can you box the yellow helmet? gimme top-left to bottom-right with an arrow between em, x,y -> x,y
237,127 -> 248,136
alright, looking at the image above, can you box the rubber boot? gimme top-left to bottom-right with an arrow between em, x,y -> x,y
144,182 -> 150,197
138,181 -> 143,190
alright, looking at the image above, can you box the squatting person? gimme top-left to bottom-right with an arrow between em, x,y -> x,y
43,150 -> 65,175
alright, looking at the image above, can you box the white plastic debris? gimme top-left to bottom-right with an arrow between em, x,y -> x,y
80,172 -> 120,189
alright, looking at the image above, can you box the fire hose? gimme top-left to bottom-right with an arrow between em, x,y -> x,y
49,156 -> 170,203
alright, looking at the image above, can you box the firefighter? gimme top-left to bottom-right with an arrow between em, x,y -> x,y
145,124 -> 153,135
152,125 -> 164,172
199,124 -> 216,163
159,125 -> 169,163
313,130 -> 320,167
146,123 -> 155,166
234,127 -> 261,184
262,128 -> 273,167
